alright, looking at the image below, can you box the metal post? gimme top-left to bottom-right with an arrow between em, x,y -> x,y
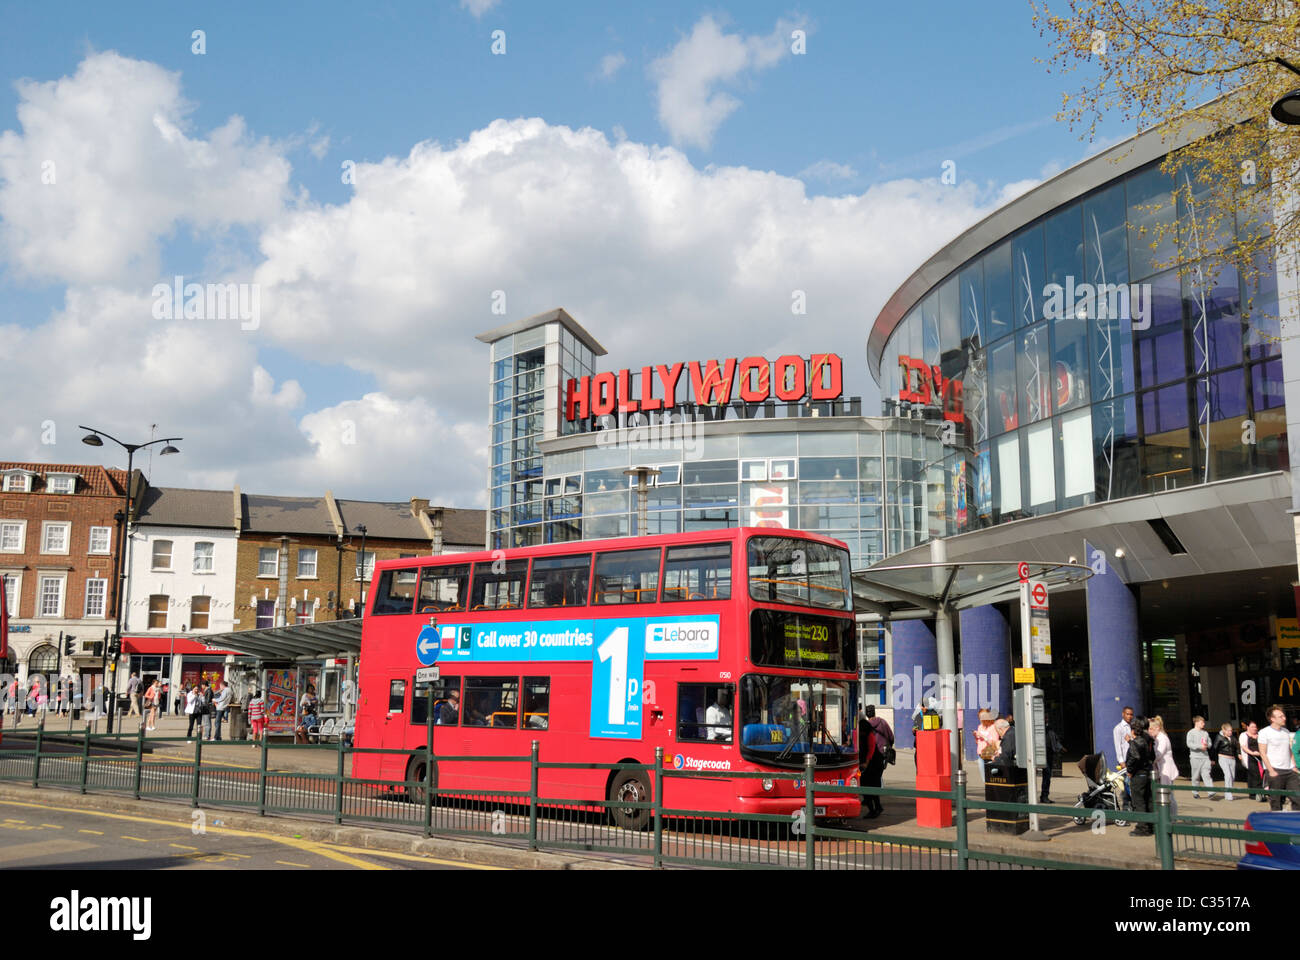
334,725 -> 346,825
653,746 -> 664,869
930,538 -> 959,775
32,719 -> 43,789
529,740 -> 540,851
803,752 -> 816,871
257,733 -> 269,817
79,724 -> 90,794
954,768 -> 968,870
1017,579 -> 1040,833
424,688 -> 434,838
1155,782 -> 1174,870
133,723 -> 145,799
191,733 -> 202,808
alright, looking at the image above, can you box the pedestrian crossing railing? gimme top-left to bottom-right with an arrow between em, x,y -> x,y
1,723 -> 1297,871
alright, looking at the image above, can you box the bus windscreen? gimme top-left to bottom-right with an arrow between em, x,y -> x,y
749,609 -> 856,673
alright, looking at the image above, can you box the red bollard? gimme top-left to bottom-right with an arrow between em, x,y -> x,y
914,729 -> 952,827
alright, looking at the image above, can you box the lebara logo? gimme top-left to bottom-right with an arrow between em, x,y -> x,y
646,621 -> 718,655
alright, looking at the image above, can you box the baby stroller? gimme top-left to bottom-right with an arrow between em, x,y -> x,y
1071,753 -> 1129,826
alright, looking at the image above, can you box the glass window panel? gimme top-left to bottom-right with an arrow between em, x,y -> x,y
593,548 -> 661,605
1090,304 -> 1136,400
470,559 -> 527,610
1059,408 -> 1094,500
798,457 -> 856,481
1082,181 -> 1130,288
528,554 -> 591,608
1251,358 -> 1284,412
938,277 -> 961,376
907,307 -> 923,366
994,433 -> 1022,517
1141,383 -> 1192,491
1011,224 -> 1044,328
797,480 -> 858,504
1052,313 -> 1089,412
1044,203 -> 1083,295
989,337 -> 1018,436
921,291 -> 940,366
371,568 -> 417,616
1177,161 -> 1235,258
418,564 -> 470,613
1136,270 -> 1186,388
1017,322 -> 1052,426
462,677 -> 519,728
984,242 -> 1014,340
859,455 -> 882,481
740,432 -> 797,457
858,432 -> 882,458
683,509 -> 737,531
959,261 -> 984,351
797,433 -> 857,457
1243,250 -> 1280,361
585,490 -> 630,515
1127,164 -> 1177,280
1253,406 -> 1289,474
682,484 -> 738,508
698,436 -> 738,459
1195,369 -> 1250,483
662,543 -> 732,601
1186,269 -> 1243,372
798,505 -> 861,530
682,460 -> 739,484
585,446 -> 631,470
1027,422 -> 1055,507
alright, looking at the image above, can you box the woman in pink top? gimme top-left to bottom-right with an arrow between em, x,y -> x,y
1151,716 -> 1179,816
973,709 -> 1000,783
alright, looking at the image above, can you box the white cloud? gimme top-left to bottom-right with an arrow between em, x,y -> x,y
598,52 -> 627,80
799,160 -> 858,183
0,52 -> 290,288
460,0 -> 500,18
649,15 -> 797,150
0,53 -> 1016,505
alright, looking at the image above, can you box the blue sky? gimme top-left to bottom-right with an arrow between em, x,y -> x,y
0,0 -> 1126,504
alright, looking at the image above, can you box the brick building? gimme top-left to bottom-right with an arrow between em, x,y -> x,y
0,461 -> 138,691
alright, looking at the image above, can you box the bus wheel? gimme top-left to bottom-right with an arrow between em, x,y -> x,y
407,754 -> 437,805
608,770 -> 651,831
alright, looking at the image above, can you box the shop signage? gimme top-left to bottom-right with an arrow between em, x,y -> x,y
897,355 -> 964,423
566,354 -> 842,422
7,624 -> 30,633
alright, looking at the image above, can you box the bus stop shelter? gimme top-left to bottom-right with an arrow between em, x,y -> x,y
850,540 -> 1092,771
199,620 -> 364,737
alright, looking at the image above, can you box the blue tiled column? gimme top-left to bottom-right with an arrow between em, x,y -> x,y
957,604 -> 1012,760
1085,539 -> 1142,768
890,619 -> 937,750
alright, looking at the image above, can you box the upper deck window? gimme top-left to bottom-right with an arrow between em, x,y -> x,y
747,537 -> 852,611
418,564 -> 470,613
592,549 -> 661,605
528,554 -> 591,608
371,568 -> 418,616
470,559 -> 527,611
661,543 -> 731,602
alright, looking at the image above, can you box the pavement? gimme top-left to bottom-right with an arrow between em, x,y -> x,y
5,712 -> 1272,870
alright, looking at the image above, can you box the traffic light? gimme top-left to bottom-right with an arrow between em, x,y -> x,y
92,641 -> 103,658
64,635 -> 74,657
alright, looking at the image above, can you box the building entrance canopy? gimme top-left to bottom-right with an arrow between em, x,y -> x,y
198,619 -> 363,662
851,561 -> 1093,621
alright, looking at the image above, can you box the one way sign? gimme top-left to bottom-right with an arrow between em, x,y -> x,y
416,620 -> 441,666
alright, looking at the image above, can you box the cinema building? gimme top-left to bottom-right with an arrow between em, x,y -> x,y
868,120 -> 1300,755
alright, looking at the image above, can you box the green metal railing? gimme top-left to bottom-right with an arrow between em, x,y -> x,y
3,721 -> 1297,870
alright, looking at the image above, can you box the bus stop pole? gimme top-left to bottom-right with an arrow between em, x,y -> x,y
1018,580 -> 1040,834
929,538 -> 959,777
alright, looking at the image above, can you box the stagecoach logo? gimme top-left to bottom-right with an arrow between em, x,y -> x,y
645,621 -> 718,655
673,754 -> 732,772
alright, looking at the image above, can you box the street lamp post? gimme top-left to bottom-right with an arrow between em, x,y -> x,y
1272,58 -> 1300,125
79,427 -> 181,734
623,467 -> 661,536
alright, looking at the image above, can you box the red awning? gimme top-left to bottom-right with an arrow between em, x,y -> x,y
122,636 -> 239,656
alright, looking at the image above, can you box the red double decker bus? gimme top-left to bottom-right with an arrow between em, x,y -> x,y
351,528 -> 860,826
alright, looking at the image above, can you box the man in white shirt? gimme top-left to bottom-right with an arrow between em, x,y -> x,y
1259,705 -> 1298,812
1112,706 -> 1134,770
706,690 -> 732,742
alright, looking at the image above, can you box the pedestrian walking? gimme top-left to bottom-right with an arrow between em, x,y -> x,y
199,682 -> 216,740
862,704 -> 893,818
247,689 -> 266,744
1112,705 -> 1135,771
1126,717 -> 1156,837
184,684 -> 202,738
1151,716 -> 1178,817
126,672 -> 141,716
1240,721 -> 1265,801
1186,716 -> 1214,798
1259,705 -> 1299,812
143,680 -> 160,731
211,678 -> 232,740
1213,722 -> 1237,801
993,718 -> 1015,768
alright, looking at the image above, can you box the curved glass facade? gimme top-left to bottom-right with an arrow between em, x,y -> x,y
877,157 -> 1288,538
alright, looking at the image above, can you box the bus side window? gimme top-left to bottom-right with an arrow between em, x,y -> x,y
418,564 -> 471,613
522,676 -> 549,729
677,683 -> 734,743
388,679 -> 406,714
412,677 -> 461,725
463,677 -> 519,728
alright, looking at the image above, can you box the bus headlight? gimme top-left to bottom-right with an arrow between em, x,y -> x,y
762,779 -> 774,791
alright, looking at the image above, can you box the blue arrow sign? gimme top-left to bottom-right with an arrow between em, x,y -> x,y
416,624 -> 441,666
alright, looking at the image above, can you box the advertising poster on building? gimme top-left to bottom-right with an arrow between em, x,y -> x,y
748,483 -> 790,528
954,459 -> 967,529
265,669 -> 298,736
976,450 -> 992,519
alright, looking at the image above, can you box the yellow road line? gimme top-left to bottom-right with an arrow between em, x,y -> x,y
275,860 -> 310,868
0,800 -> 385,871
169,843 -> 198,850
121,835 -> 150,842
40,824 -> 63,829
77,828 -> 104,835
322,843 -> 506,869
